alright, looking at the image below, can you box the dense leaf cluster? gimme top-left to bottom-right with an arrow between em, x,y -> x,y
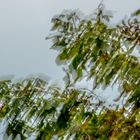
50,5 -> 140,111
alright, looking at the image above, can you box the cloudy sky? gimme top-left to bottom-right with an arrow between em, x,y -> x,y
0,0 -> 140,80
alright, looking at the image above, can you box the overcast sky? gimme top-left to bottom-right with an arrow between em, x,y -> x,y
0,0 -> 140,80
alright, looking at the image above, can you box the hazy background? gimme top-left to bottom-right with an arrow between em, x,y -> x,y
0,0 -> 140,81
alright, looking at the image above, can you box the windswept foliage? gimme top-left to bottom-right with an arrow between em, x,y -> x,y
0,4 -> 140,140
0,78 -> 108,139
49,4 -> 140,110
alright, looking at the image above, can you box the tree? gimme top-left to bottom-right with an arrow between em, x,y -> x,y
0,4 -> 140,140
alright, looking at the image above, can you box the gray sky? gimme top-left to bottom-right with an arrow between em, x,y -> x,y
0,0 -> 140,80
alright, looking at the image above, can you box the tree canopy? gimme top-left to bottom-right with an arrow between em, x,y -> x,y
0,4 -> 140,140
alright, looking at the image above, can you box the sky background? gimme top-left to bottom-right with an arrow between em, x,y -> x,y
0,0 -> 140,81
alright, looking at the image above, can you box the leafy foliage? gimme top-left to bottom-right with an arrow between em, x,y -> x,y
49,4 -> 140,110
0,4 -> 140,140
